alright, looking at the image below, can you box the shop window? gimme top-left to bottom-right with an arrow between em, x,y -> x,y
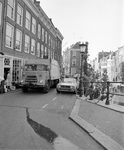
12,59 -> 21,83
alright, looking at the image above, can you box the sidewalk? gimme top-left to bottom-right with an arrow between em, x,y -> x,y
0,88 -> 21,95
70,96 -> 124,150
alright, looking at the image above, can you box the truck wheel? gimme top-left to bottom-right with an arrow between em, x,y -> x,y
43,82 -> 50,93
22,88 -> 28,93
56,90 -> 60,93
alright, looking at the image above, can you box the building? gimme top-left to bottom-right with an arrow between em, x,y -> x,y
0,0 -> 63,85
63,48 -> 70,76
106,52 -> 115,81
114,46 -> 124,81
63,42 -> 82,76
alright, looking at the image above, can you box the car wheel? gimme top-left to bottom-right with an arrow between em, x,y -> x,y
43,81 -> 50,93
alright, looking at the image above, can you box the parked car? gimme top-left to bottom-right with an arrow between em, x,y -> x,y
56,78 -> 79,93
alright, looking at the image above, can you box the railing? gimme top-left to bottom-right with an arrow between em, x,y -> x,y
80,81 -> 124,105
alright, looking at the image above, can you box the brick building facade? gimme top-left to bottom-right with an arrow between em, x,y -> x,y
0,0 -> 63,85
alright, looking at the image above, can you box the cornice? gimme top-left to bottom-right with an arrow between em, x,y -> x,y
23,0 -> 39,17
23,0 -> 63,39
56,28 -> 64,41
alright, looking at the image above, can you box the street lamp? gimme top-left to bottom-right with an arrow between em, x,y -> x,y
79,42 -> 87,97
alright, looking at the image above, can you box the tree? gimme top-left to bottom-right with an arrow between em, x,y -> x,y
100,69 -> 109,92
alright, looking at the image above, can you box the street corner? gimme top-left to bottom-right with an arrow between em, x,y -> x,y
76,95 -> 87,101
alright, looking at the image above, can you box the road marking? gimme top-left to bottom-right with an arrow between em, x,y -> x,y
52,97 -> 57,101
61,105 -> 64,109
42,104 -> 48,108
54,136 -> 80,150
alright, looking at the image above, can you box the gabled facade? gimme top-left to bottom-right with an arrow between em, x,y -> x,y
63,42 -> 82,76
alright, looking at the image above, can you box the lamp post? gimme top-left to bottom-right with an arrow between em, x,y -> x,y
105,81 -> 110,105
79,42 -> 87,97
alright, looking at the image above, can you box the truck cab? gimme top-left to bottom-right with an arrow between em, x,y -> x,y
21,63 -> 50,93
21,59 -> 60,93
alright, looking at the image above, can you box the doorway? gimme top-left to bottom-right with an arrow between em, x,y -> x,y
4,68 -> 10,80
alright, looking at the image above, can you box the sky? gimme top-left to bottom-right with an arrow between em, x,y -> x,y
39,0 -> 124,60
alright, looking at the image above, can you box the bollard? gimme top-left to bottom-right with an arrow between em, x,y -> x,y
105,81 -> 110,105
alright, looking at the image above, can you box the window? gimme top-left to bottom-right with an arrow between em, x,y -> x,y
25,10 -> 31,30
52,51 -> 54,59
41,44 -> 44,58
72,51 -> 76,57
72,59 -> 76,66
24,35 -> 30,53
48,35 -> 51,46
44,47 -> 48,59
37,42 -> 40,57
48,49 -> 50,59
45,31 -> 47,44
5,23 -> 14,48
38,24 -> 41,39
42,28 -> 44,42
7,0 -> 15,20
0,2 -> 2,25
56,39 -> 57,47
17,4 -> 23,26
31,39 -> 35,55
4,58 -> 10,66
51,51 -> 53,59
12,59 -> 21,83
32,17 -> 36,34
51,38 -> 53,49
15,29 -> 22,51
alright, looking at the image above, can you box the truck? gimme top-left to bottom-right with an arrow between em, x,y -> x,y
21,59 -> 60,93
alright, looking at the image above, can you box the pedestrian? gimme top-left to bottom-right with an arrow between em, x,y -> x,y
6,71 -> 11,91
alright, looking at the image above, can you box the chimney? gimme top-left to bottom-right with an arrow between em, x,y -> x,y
34,0 -> 40,7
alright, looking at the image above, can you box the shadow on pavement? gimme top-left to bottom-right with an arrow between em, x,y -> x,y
26,108 -> 58,143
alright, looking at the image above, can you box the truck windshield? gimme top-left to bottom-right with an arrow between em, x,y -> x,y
24,64 -> 47,71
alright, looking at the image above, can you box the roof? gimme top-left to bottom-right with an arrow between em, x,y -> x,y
71,42 -> 80,49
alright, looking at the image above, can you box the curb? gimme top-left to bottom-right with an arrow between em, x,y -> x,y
69,99 -> 124,150
77,96 -> 124,113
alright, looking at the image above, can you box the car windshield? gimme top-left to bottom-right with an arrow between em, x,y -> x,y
63,78 -> 76,84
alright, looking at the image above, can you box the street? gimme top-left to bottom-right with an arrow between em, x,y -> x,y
0,89 -> 104,150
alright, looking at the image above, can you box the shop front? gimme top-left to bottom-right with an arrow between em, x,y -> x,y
12,59 -> 23,87
0,55 -> 25,88
0,55 -> 4,78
